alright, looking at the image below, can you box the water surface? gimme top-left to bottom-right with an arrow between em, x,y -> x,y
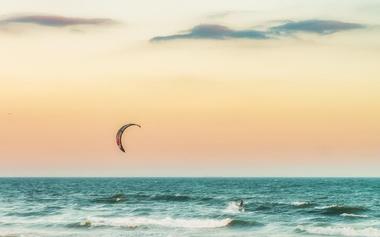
0,178 -> 379,236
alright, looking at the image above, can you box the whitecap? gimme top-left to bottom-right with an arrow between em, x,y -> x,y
297,225 -> 380,237
291,201 -> 311,207
341,213 -> 368,218
223,201 -> 244,214
315,204 -> 338,209
83,216 -> 232,229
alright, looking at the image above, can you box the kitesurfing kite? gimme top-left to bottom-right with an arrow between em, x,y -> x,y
116,123 -> 141,152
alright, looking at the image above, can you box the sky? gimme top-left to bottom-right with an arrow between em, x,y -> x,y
1,0 -> 379,177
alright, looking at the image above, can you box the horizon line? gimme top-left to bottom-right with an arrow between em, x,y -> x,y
0,176 -> 379,178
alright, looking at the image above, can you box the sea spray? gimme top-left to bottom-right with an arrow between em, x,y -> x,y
296,225 -> 380,237
81,216 -> 232,228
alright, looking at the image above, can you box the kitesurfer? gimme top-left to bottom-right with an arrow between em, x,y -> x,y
238,199 -> 244,208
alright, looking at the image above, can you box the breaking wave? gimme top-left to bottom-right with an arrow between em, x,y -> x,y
314,205 -> 368,215
78,217 -> 232,229
223,201 -> 244,214
341,213 -> 368,218
291,201 -> 313,208
93,193 -> 197,203
296,225 -> 380,237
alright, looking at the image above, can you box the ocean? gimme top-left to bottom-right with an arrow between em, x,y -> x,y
0,178 -> 379,237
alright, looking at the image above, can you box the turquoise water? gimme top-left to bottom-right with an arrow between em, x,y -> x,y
0,178 -> 379,237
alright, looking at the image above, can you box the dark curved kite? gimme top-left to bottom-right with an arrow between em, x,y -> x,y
116,123 -> 141,152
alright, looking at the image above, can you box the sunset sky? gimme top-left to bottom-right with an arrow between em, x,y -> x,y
1,0 -> 379,176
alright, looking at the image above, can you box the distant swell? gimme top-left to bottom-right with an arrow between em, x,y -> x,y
93,194 -> 127,204
79,217 -> 232,229
93,193 -> 196,203
296,226 -> 380,237
291,201 -> 314,208
229,219 -> 264,228
314,205 -> 368,215
149,194 -> 191,202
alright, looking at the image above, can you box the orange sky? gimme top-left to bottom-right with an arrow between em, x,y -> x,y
1,0 -> 379,176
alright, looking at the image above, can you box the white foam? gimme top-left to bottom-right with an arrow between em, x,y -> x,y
223,201 -> 244,214
291,201 -> 309,206
341,213 -> 368,218
84,217 -> 232,229
315,204 -> 338,209
297,226 -> 380,237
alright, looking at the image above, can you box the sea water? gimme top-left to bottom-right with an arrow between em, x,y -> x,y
0,178 -> 379,237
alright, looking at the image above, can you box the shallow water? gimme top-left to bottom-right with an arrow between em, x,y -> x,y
0,178 -> 379,237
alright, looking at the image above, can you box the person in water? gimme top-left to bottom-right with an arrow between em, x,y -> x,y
238,199 -> 244,208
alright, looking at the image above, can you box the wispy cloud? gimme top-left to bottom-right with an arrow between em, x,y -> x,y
207,10 -> 257,19
0,14 -> 117,28
270,20 -> 365,35
151,19 -> 365,42
151,24 -> 268,42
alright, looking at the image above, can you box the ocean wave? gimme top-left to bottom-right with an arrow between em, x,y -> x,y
229,219 -> 264,228
93,193 -> 195,203
93,194 -> 127,204
78,217 -> 232,229
223,201 -> 244,214
0,233 -> 22,237
149,194 -> 191,202
5,210 -> 48,217
0,232 -> 21,237
314,205 -> 367,215
291,201 -> 313,208
253,201 -> 290,212
254,203 -> 273,211
341,213 -> 368,218
4,206 -> 62,217
296,225 -> 380,237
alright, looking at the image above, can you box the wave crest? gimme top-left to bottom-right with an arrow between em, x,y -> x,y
314,205 -> 367,215
229,219 -> 264,228
93,193 -> 195,203
341,213 -> 368,218
80,217 -> 232,229
93,194 -> 127,204
296,226 -> 380,237
223,201 -> 244,214
291,201 -> 313,208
